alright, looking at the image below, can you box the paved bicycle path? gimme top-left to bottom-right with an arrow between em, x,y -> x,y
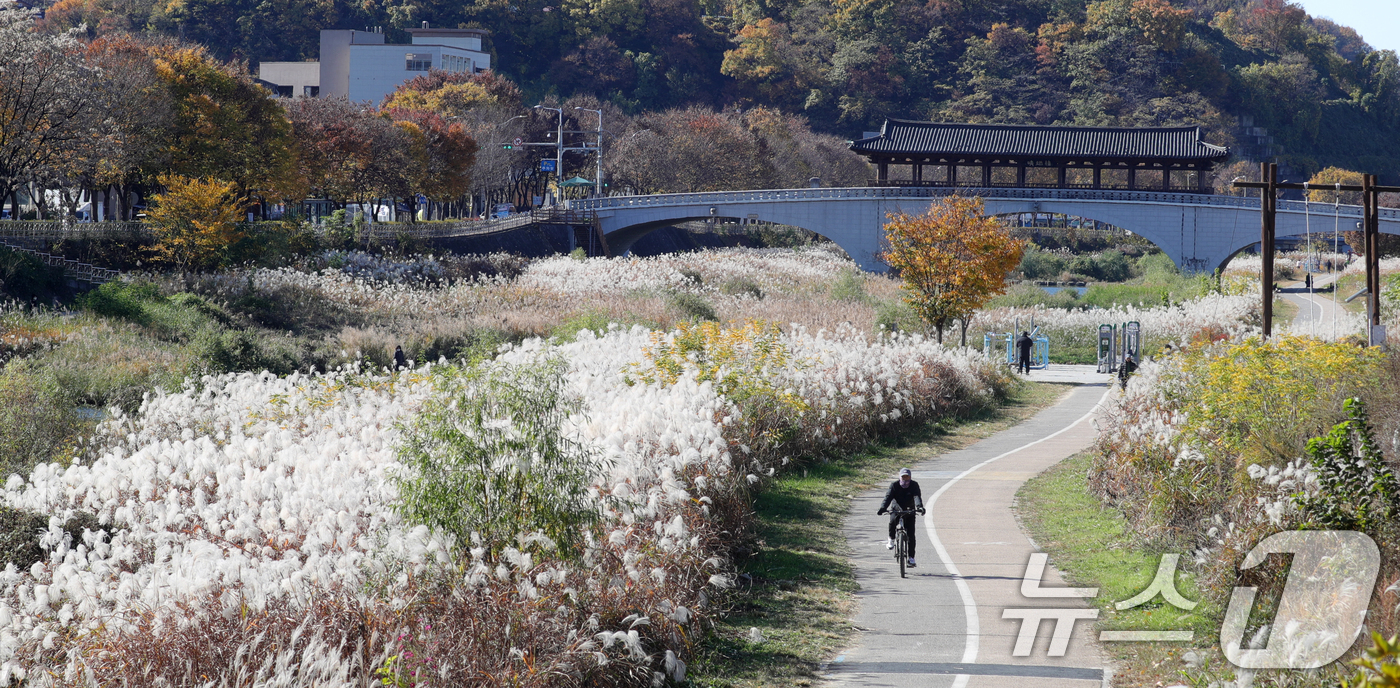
829,381 -> 1111,688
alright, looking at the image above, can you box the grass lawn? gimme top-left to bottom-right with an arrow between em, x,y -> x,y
687,381 -> 1071,687
1015,453 -> 1362,688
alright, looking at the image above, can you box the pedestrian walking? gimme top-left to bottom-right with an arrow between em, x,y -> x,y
394,345 -> 408,370
1118,352 -> 1138,390
1015,331 -> 1033,374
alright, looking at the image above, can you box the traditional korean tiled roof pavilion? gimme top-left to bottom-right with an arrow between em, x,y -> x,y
850,120 -> 1230,194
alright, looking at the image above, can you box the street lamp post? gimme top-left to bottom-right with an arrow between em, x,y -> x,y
575,107 -> 603,198
534,105 -> 564,205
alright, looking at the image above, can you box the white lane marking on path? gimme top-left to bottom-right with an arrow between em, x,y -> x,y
923,388 -> 1112,687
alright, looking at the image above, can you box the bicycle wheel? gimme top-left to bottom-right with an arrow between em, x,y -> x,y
896,530 -> 907,578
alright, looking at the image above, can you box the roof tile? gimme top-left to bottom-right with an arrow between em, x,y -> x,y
850,119 -> 1229,162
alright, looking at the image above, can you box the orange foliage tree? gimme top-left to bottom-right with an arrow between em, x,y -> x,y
146,174 -> 247,271
881,196 -> 1025,344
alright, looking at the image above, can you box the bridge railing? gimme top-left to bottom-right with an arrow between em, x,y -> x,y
567,187 -> 1399,221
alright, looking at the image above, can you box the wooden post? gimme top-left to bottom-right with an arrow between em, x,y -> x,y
1092,166 -> 1101,189
1057,165 -> 1067,188
1261,162 -> 1277,339
982,163 -> 991,188
948,163 -> 957,186
913,163 -> 923,183
1365,173 -> 1382,338
878,162 -> 888,182
1016,164 -> 1026,187
1127,166 -> 1136,190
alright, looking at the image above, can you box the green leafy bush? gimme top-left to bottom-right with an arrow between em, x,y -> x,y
874,298 -> 921,333
828,268 -> 869,303
0,362 -> 89,476
667,291 -> 718,321
0,246 -> 64,301
986,282 -> 1079,309
1018,246 -> 1068,279
393,357 -> 602,561
719,276 -> 764,299
1296,398 -> 1400,534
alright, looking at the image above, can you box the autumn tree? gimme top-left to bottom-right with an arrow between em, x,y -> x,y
0,6 -> 104,219
284,96 -> 406,207
384,108 -> 479,219
146,174 -> 247,271
881,196 -> 1026,345
150,45 -> 303,208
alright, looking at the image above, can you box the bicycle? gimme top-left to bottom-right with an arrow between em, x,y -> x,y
886,505 -> 923,578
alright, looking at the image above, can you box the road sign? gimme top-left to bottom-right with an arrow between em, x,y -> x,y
540,159 -> 557,172
513,137 -> 523,145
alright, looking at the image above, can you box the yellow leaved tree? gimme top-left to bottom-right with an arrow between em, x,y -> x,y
881,196 -> 1025,344
146,174 -> 247,271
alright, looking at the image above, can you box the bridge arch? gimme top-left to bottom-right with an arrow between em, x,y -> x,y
572,188 -> 1400,273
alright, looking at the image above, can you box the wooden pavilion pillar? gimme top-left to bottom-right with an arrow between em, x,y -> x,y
1161,168 -> 1170,191
913,163 -> 923,183
1057,165 -> 1067,188
982,163 -> 991,187
947,163 -> 957,186
1127,166 -> 1136,190
1092,166 -> 1101,189
877,162 -> 888,182
1016,164 -> 1026,187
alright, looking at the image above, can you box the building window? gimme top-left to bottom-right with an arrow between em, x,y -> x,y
275,85 -> 293,98
406,54 -> 431,71
304,85 -> 320,97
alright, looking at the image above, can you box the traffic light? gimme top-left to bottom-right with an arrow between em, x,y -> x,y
501,144 -> 514,150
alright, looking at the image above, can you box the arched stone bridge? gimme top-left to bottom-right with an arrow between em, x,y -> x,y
568,187 -> 1400,272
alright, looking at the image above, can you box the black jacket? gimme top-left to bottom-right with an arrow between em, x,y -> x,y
879,479 -> 924,512
1016,334 -> 1033,355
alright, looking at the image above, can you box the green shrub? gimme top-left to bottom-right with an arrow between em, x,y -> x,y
393,357 -> 601,561
552,311 -> 613,342
719,276 -> 764,299
78,281 -> 161,323
1018,246 -> 1068,279
1135,252 -> 1178,278
569,247 -> 587,261
1094,250 -> 1132,282
667,291 -> 718,321
0,246 -> 64,301
191,328 -> 303,375
1296,398 -> 1400,534
0,362 -> 90,476
986,282 -> 1080,309
874,298 -> 921,333
828,269 -> 868,303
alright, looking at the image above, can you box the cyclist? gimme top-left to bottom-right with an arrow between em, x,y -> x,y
877,468 -> 925,567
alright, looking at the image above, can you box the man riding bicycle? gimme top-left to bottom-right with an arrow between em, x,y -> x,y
877,468 -> 925,567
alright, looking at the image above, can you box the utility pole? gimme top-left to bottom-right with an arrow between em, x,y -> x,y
575,107 -> 603,197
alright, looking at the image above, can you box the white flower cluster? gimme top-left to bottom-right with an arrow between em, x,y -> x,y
0,316 -> 999,678
517,246 -> 853,296
977,293 -> 1258,348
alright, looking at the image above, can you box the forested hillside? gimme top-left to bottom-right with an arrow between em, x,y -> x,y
31,0 -> 1400,177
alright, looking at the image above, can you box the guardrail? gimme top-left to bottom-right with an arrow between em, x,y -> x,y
0,239 -> 120,284
0,221 -> 148,240
566,186 -> 1400,222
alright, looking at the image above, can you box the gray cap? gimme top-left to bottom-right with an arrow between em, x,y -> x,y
899,468 -> 911,477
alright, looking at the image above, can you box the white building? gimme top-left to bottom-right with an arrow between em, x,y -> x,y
259,26 -> 491,105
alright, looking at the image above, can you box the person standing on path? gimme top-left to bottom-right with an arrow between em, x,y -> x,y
877,468 -> 925,567
1015,330 -> 1034,374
